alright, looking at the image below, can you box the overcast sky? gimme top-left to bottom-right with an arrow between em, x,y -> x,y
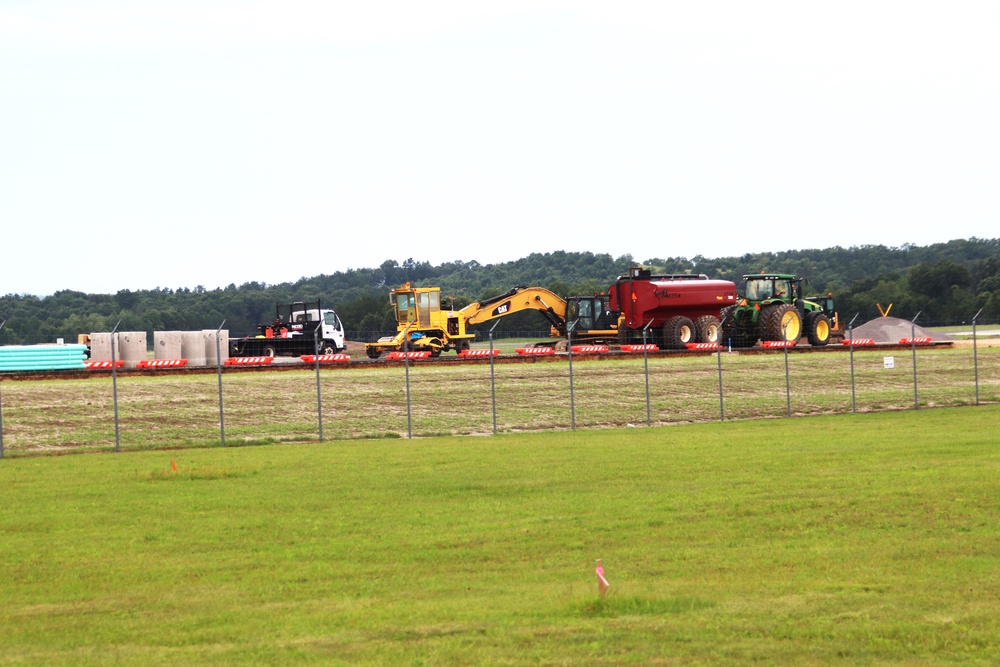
2,2 -> 998,297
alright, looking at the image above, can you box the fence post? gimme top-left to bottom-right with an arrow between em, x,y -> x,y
567,322 -> 576,430
910,312 -> 921,410
847,314 -> 859,413
314,327 -> 323,443
972,307 -> 983,406
216,320 -> 226,447
0,319 -> 5,459
782,318 -> 791,417
111,320 -> 121,453
402,324 -> 414,439
716,338 -> 724,422
642,320 -> 653,427
488,319 -> 502,434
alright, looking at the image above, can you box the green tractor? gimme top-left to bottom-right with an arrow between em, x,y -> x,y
721,274 -> 844,348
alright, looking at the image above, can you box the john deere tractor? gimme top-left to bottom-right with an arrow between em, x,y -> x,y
721,273 -> 843,348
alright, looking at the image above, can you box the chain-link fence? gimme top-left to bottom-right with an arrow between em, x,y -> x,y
1,327 -> 997,457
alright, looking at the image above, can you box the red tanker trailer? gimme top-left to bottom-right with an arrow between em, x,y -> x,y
608,267 -> 738,348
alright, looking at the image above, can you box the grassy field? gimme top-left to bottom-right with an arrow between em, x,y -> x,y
1,406 -> 998,665
1,345 -> 998,454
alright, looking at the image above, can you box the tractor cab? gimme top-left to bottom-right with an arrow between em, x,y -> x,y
742,274 -> 801,303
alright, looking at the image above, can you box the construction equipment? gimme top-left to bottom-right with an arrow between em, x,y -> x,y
366,268 -> 741,357
365,284 -> 622,358
608,267 -> 738,349
230,300 -> 346,357
721,273 -> 844,348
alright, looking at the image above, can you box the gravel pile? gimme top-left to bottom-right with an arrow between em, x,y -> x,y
848,316 -> 952,343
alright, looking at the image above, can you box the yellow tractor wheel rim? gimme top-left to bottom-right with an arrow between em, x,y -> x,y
816,319 -> 830,340
781,311 -> 801,340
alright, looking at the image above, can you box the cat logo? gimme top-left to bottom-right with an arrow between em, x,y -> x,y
491,301 -> 511,317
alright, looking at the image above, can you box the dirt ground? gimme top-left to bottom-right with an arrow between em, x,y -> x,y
850,316 -> 951,343
850,316 -> 1000,348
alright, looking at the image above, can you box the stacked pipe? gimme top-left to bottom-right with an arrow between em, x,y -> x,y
0,344 -> 89,372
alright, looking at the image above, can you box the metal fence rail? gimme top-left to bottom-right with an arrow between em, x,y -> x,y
0,336 -> 998,457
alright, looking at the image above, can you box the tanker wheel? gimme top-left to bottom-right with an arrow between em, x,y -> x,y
694,315 -> 721,343
806,311 -> 831,346
366,347 -> 382,359
662,316 -> 694,349
263,345 -> 277,358
766,304 -> 801,341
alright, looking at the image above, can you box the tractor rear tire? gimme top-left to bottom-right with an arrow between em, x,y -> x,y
721,306 -> 756,348
805,311 -> 831,346
662,316 -> 695,349
765,304 -> 802,341
693,315 -> 721,343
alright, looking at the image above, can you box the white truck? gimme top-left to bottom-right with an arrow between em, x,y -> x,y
229,300 -> 346,357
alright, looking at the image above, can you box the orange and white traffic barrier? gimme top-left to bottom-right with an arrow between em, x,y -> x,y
684,342 -> 720,351
761,340 -> 797,349
224,356 -> 274,366
899,337 -> 932,345
841,338 -> 875,347
136,359 -> 188,369
84,360 -> 126,369
384,351 -> 432,360
458,349 -> 500,357
300,354 -> 351,363
516,347 -> 555,355
622,344 -> 660,352
571,345 -> 609,354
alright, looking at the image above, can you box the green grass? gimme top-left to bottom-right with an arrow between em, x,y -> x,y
2,406 -> 998,665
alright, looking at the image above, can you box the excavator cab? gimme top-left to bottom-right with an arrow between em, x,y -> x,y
566,296 -> 617,333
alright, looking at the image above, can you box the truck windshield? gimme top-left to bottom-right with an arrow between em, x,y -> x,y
396,293 -> 415,324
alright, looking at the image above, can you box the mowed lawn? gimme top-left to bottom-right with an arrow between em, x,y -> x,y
1,406 -> 998,665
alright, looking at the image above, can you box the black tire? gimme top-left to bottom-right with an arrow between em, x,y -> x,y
366,347 -> 382,359
805,311 -> 831,346
262,345 -> 277,358
693,315 -> 721,343
454,339 -> 471,354
319,342 -> 338,355
720,306 -> 754,348
765,303 -> 801,341
662,316 -> 694,349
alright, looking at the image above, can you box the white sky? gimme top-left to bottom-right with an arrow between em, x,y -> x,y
2,2 -> 998,297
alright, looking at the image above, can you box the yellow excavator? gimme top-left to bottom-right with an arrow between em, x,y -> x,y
364,283 -> 619,358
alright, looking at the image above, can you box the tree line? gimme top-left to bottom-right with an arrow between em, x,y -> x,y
2,239 -> 999,346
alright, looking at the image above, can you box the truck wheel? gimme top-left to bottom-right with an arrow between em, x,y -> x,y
455,340 -> 471,354
765,304 -> 801,341
366,347 -> 382,359
263,345 -> 277,358
662,316 -> 694,349
320,342 -> 338,355
805,311 -> 831,346
694,315 -> 720,343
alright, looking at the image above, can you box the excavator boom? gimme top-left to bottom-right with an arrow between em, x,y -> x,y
460,286 -> 569,333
